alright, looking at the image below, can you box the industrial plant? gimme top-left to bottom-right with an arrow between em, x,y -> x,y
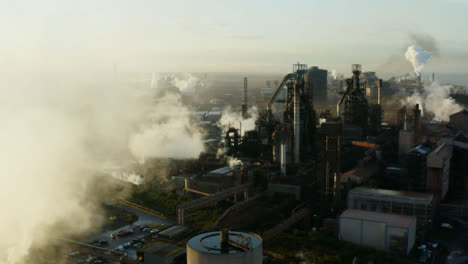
5,1 -> 468,264
53,54 -> 468,264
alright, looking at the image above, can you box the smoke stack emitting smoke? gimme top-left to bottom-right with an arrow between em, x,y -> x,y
0,73 -> 204,263
405,45 -> 431,75
402,44 -> 463,121
402,81 -> 463,122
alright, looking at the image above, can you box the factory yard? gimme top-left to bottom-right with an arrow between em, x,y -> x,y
65,201 -> 174,264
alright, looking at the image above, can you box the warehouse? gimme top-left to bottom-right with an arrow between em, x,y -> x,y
339,209 -> 416,255
347,187 -> 433,240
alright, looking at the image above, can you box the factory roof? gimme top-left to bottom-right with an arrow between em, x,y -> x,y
340,209 -> 415,228
450,109 -> 468,117
407,144 -> 433,156
138,241 -> 185,258
349,187 -> 433,204
208,166 -> 240,176
158,225 -> 190,239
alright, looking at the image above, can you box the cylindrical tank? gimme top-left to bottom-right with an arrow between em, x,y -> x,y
187,231 -> 262,264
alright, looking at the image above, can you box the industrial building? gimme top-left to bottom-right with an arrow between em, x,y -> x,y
186,230 -> 263,264
305,66 -> 328,108
347,187 -> 433,240
339,209 -> 416,255
450,109 -> 468,133
401,143 -> 435,192
316,121 -> 342,202
427,143 -> 452,202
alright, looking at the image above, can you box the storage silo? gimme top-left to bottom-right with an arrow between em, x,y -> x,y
186,230 -> 262,264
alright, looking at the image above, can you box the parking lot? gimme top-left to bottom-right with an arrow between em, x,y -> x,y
66,202 -> 174,264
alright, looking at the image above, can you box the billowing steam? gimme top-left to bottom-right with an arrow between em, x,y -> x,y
331,69 -> 338,80
402,81 -> 463,121
0,73 -> 204,263
405,45 -> 431,75
129,93 -> 205,161
218,106 -> 259,136
171,73 -> 203,95
227,156 -> 243,168
217,106 -> 258,164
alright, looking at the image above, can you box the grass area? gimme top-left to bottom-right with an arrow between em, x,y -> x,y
185,200 -> 234,230
267,229 -> 417,264
129,189 -> 191,218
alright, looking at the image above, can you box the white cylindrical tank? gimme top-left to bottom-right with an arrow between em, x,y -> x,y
187,231 -> 262,264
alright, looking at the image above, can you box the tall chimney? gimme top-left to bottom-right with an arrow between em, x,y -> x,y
242,77 -> 248,118
432,73 -> 435,83
244,77 -> 247,107
377,79 -> 382,105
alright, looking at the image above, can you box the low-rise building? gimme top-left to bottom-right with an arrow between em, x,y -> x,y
339,209 -> 416,255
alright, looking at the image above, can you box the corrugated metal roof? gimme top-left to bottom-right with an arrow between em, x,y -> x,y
340,209 -> 415,228
208,166 -> 240,175
350,187 -> 433,201
158,225 -> 189,237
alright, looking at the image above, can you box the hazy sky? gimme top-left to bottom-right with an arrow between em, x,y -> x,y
1,0 -> 468,73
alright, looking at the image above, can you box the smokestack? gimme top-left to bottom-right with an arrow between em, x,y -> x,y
242,77 -> 248,118
294,83 -> 300,164
281,143 -> 286,176
432,73 -> 435,83
244,77 -> 247,107
413,104 -> 421,132
377,79 -> 382,105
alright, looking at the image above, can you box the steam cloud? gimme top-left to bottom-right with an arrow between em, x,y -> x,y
216,106 -> 258,163
218,106 -> 259,137
403,81 -> 463,121
331,69 -> 337,80
405,45 -> 431,75
171,73 -> 203,95
0,72 -> 204,263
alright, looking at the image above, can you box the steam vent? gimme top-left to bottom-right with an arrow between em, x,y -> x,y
186,230 -> 263,264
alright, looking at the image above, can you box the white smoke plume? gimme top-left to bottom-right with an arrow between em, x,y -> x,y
218,106 -> 259,137
0,72 -> 204,263
331,69 -> 337,80
101,160 -> 145,185
171,73 -> 203,95
129,93 -> 205,162
405,45 -> 431,75
402,81 -> 463,121
227,156 -> 243,168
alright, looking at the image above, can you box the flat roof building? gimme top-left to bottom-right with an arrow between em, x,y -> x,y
348,187 -> 433,241
339,209 -> 416,255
